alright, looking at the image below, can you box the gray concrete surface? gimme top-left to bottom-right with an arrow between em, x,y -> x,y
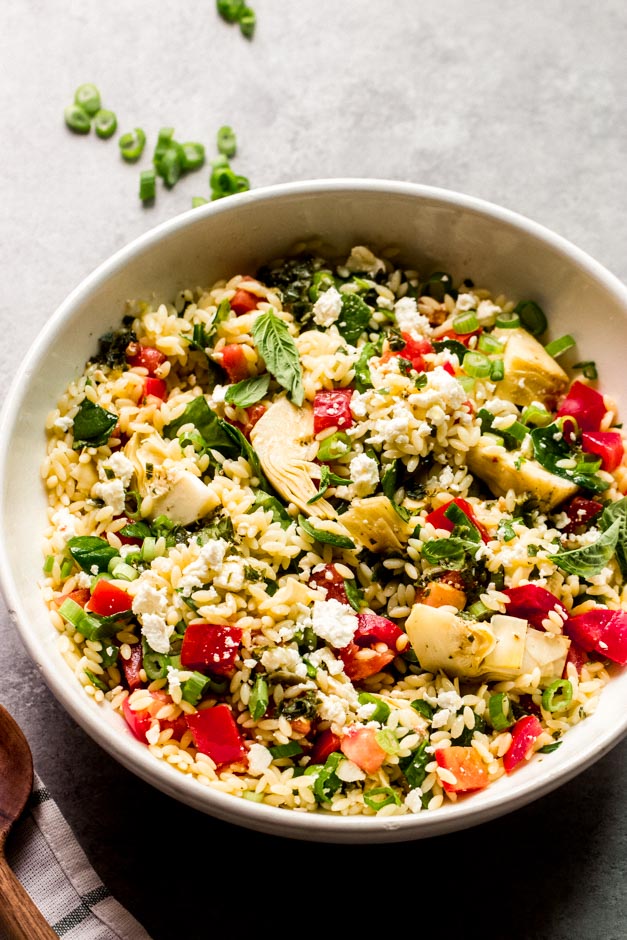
1,2 -> 627,937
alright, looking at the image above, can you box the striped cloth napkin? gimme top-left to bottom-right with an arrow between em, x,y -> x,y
6,774 -> 152,939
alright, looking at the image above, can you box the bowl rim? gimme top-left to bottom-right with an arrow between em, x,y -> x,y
2,176 -> 627,842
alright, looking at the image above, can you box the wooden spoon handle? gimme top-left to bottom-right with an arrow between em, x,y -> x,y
0,855 -> 58,939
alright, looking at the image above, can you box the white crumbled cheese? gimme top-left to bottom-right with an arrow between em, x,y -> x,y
344,245 -> 386,277
437,690 -> 463,712
53,415 -> 74,432
166,666 -> 183,694
394,296 -> 433,337
456,292 -> 478,311
337,759 -> 366,782
476,299 -> 502,324
141,613 -> 173,654
356,702 -> 378,721
145,722 -> 160,746
211,384 -> 229,403
432,709 -> 452,729
92,479 -> 125,515
103,452 -> 135,488
75,571 -> 92,589
213,559 -> 246,592
312,286 -> 343,327
119,543 -> 138,559
350,393 -> 368,419
317,692 -> 349,727
177,538 -> 228,593
311,598 -> 358,649
260,646 -> 308,677
349,453 -> 379,497
247,743 -> 273,776
132,580 -> 168,617
51,507 -> 78,541
307,646 -> 345,676
405,789 -> 424,813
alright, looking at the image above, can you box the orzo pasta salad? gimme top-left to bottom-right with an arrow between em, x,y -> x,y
41,244 -> 627,816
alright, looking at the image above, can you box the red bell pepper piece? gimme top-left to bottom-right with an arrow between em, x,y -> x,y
230,288 -> 259,316
180,622 -> 243,674
382,333 -> 433,372
120,643 -> 144,691
310,729 -> 342,765
309,563 -> 349,604
143,376 -> 168,401
503,715 -> 544,773
245,403 -> 266,435
55,588 -> 91,608
313,389 -> 354,434
338,612 -> 402,681
87,579 -> 134,616
340,726 -> 387,774
339,644 -> 395,681
126,343 -> 167,376
221,343 -> 250,383
122,696 -> 152,742
563,496 -> 603,534
565,608 -> 627,665
563,640 -> 589,677
502,584 -> 567,630
435,746 -> 489,793
186,704 -> 246,765
556,380 -> 606,432
442,360 -> 456,376
425,497 -> 490,543
353,612 -> 403,648
581,430 -> 624,472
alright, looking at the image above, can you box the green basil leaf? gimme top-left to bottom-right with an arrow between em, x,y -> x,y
297,514 -> 356,549
399,740 -> 430,792
531,424 -> 610,494
600,497 -> 627,577
336,293 -> 372,345
381,460 -> 411,522
224,373 -> 271,408
163,396 -> 237,454
444,502 -> 481,543
219,420 -> 267,485
432,339 -> 468,362
72,398 -> 118,449
251,309 -> 304,406
307,465 -> 350,505
249,491 -> 292,529
67,536 -> 119,573
354,342 -> 376,393
552,518 -> 620,577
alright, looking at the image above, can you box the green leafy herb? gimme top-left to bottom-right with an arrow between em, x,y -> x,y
531,424 -> 609,494
224,374 -> 271,408
538,741 -> 563,754
410,699 -> 434,721
421,271 -> 455,303
336,293 -> 372,345
298,515 -> 356,549
344,578 -> 364,612
94,328 -> 137,369
84,668 -> 109,692
249,491 -> 292,529
380,460 -> 410,522
251,309 -> 304,406
353,342 -> 376,392
163,396 -> 237,454
72,398 -> 118,449
181,672 -> 211,705
552,518 -> 620,578
600,497 -> 627,577
67,536 -> 119,573
307,465 -> 350,505
399,740 -> 430,793
277,689 -> 318,720
432,338 -> 468,362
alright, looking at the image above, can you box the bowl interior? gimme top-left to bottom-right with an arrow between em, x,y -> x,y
2,179 -> 627,842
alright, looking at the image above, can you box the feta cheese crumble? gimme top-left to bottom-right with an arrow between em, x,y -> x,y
311,598 -> 358,649
312,286 -> 343,327
394,296 -> 433,337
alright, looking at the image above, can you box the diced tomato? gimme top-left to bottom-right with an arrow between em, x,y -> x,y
309,564 -> 349,604
582,430 -> 624,472
221,344 -> 250,383
338,612 -> 403,680
565,608 -> 627,665
122,696 -> 152,743
120,643 -> 144,691
424,497 -> 490,543
310,729 -> 342,765
338,643 -> 396,681
435,746 -> 489,793
87,579 -> 133,616
245,403 -> 266,434
180,622 -> 243,675
563,496 -> 604,534
143,376 -> 168,401
340,726 -> 387,774
382,333 -> 433,372
126,343 -> 167,376
442,360 -> 456,376
313,389 -> 354,434
55,588 -> 91,608
230,289 -> 259,316
502,584 -> 567,631
186,704 -> 247,765
556,380 -> 606,432
353,612 -> 403,649
563,640 -> 589,677
503,715 -> 544,773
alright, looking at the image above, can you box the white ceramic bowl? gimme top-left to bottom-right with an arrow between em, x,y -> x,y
2,179 -> 627,843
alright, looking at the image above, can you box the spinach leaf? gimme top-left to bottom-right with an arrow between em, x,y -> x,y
195,514 -> 234,544
444,501 -> 482,543
433,339 -> 468,362
72,398 -> 119,449
94,328 -> 137,369
477,407 -> 525,452
119,520 -> 153,540
219,421 -> 268,489
224,373 -> 271,408
600,497 -> 627,577
307,465 -> 350,505
380,460 -> 411,522
552,518 -> 620,578
530,424 -> 610,494
67,536 -> 119,573
163,396 -> 237,454
251,309 -> 304,406
399,740 -> 430,792
336,293 -> 372,345
354,342 -> 376,392
249,491 -> 292,529
298,514 -> 356,549
344,577 -> 364,612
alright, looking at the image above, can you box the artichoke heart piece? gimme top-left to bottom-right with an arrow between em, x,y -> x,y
481,614 -> 528,680
493,328 -> 569,407
249,396 -> 336,520
405,603 -> 496,678
466,439 -> 578,511
522,627 -> 570,684
340,494 -> 415,553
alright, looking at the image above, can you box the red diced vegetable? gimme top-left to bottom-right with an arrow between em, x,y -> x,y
425,497 -> 490,543
565,608 -> 627,665
180,622 -> 243,674
339,643 -> 395,681
309,563 -> 349,604
563,640 -> 589,677
503,715 -> 544,773
186,704 -> 246,765
230,289 -> 259,316
55,588 -> 91,608
382,333 -> 433,372
244,403 -> 266,435
502,584 -> 567,630
556,380 -> 606,432
313,389 -> 354,434
122,690 -> 187,742
221,343 -> 250,383
126,343 -> 167,376
87,579 -> 133,616
354,612 -> 403,649
143,376 -> 168,401
581,431 -> 624,472
435,746 -> 489,793
122,696 -> 152,742
563,496 -> 604,533
310,729 -> 342,765
340,726 -> 387,774
442,360 -> 456,376
120,643 -> 144,691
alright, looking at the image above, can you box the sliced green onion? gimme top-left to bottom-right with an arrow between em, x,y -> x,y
110,562 -> 139,582
453,312 -> 479,335
139,169 -> 156,202
140,537 -> 157,562
495,311 -> 520,329
74,83 -> 101,116
242,789 -> 265,802
269,742 -> 303,759
153,127 -> 175,168
217,125 -> 237,158
107,555 -> 123,574
158,146 -> 183,188
514,300 -> 548,337
457,375 -> 476,394
119,128 -> 146,162
542,679 -> 573,713
489,358 -> 505,382
217,0 -> 245,23
210,164 -> 240,199
239,6 -> 256,38
181,672 -> 210,705
357,692 -> 391,724
143,649 -> 170,681
58,598 -> 87,628
465,599 -> 492,621
235,174 -> 250,193
463,351 -> 492,378
488,692 -> 514,730
180,142 -> 206,171
574,454 -> 602,475
249,675 -> 269,720
192,196 -> 209,208
502,420 -> 528,443
316,430 -> 351,462
477,333 -> 503,354
555,414 -> 580,438
573,360 -> 598,380
60,557 -> 75,579
374,729 -> 400,756
43,555 -> 55,575
94,109 -> 117,139
544,334 -> 576,358
363,787 -> 401,811
521,403 -> 552,426
64,104 -> 91,134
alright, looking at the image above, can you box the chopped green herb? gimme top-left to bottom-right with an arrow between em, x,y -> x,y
224,373 -> 271,408
72,398 -> 118,449
336,293 -> 372,345
251,309 -> 304,406
298,515 -> 356,550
